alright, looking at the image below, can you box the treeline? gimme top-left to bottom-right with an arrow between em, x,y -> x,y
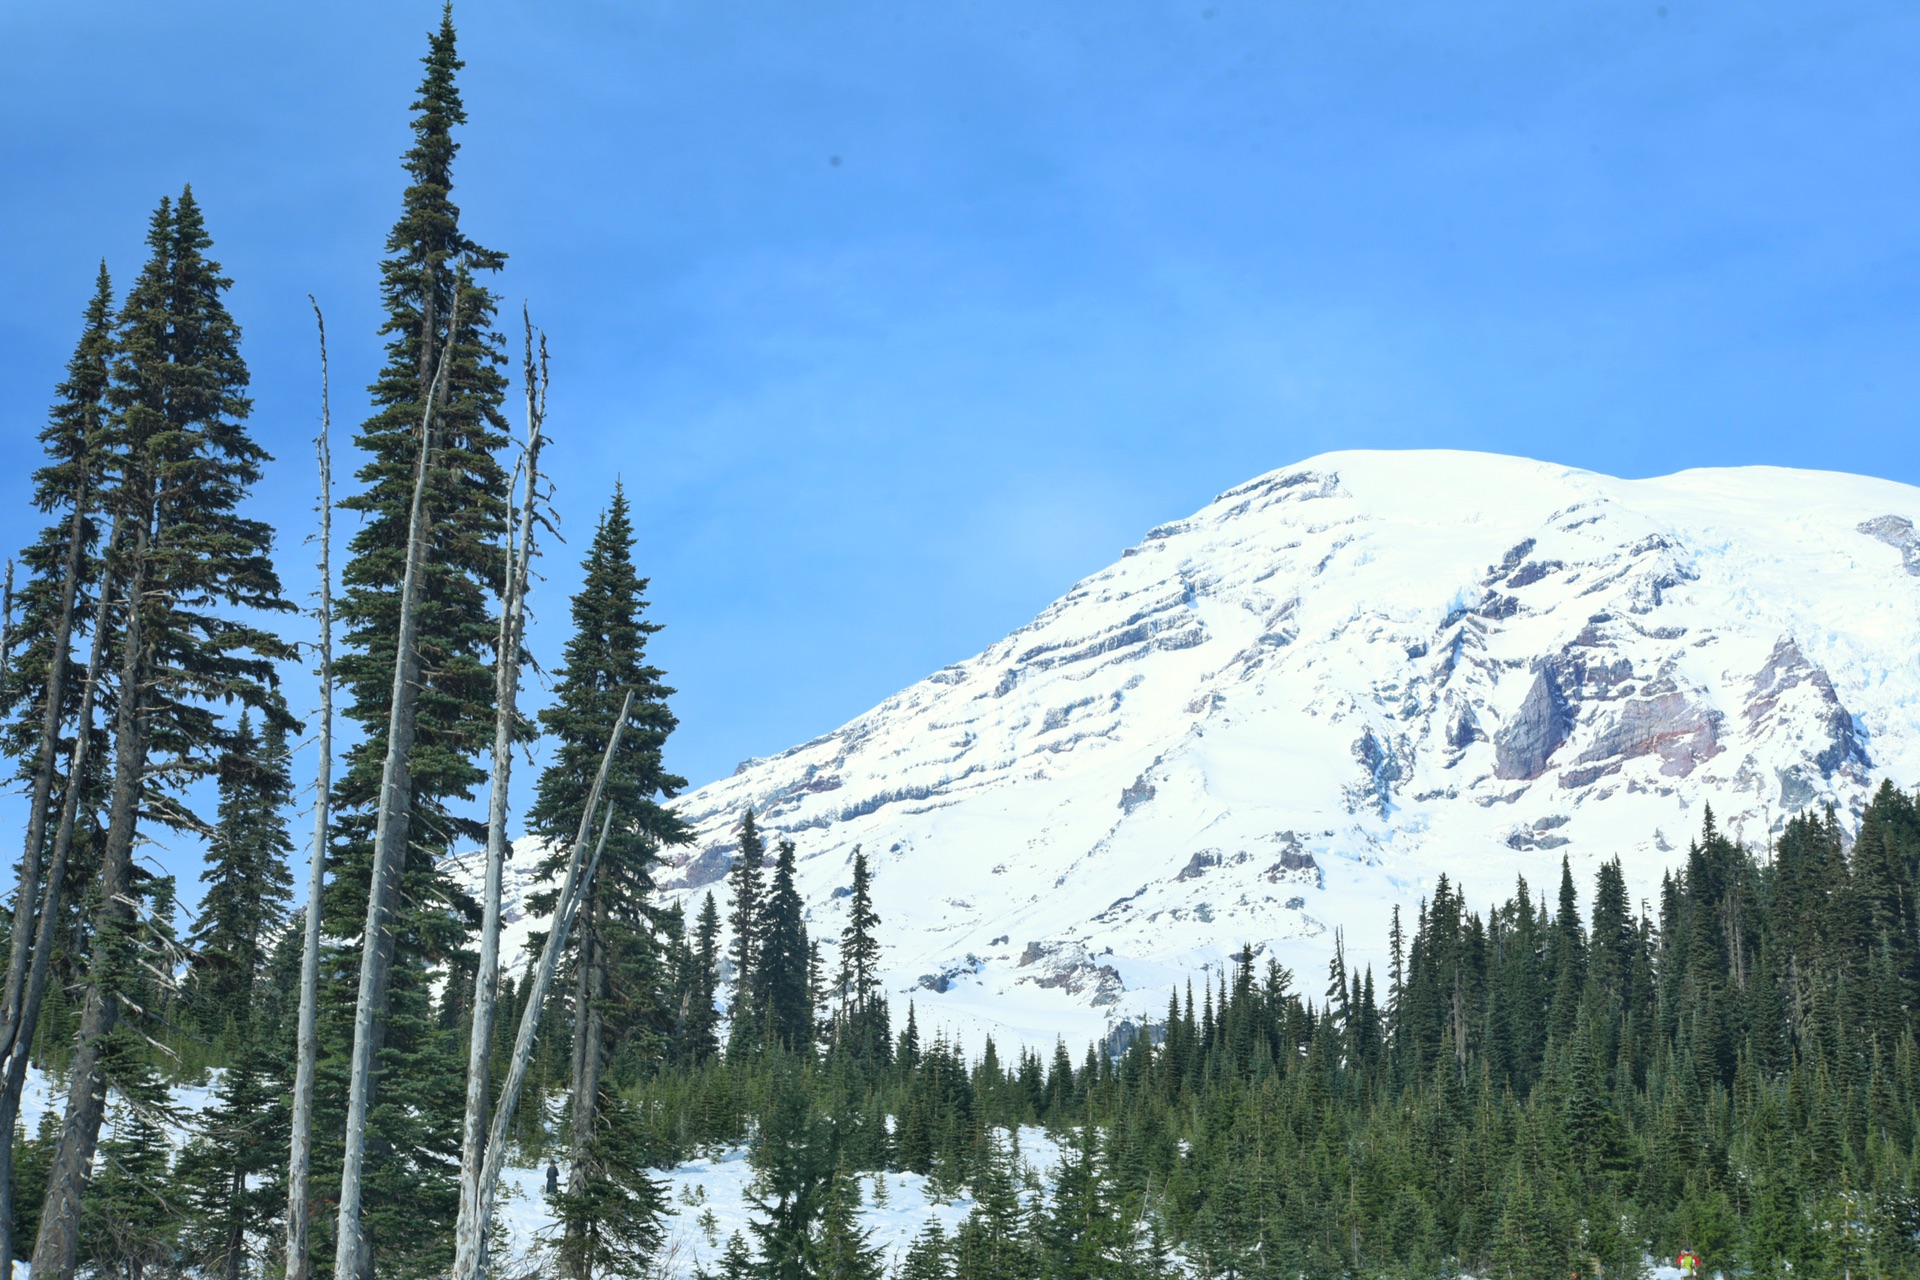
608,789 -> 1920,1280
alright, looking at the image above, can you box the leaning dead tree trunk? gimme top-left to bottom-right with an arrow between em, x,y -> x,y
0,455 -> 89,1265
32,511 -> 153,1280
0,559 -> 12,674
0,514 -> 116,1266
286,298 -> 334,1280
333,317 -> 456,1280
451,314 -> 547,1270
451,691 -> 633,1280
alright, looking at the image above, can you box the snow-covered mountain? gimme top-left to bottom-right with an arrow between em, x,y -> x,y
654,450 -> 1920,1052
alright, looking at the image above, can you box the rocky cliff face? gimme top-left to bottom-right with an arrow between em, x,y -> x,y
652,451 -> 1920,1051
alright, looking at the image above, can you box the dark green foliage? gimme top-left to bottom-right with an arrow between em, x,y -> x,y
590,789 -> 1920,1279
315,10 -> 510,1271
746,1064 -> 833,1279
808,1166 -> 882,1280
528,485 -> 687,1276
78,1053 -> 179,1280
899,1219 -> 953,1280
184,712 -> 294,1038
175,1036 -> 287,1280
682,892 -> 723,1064
1,261 -> 114,771
528,483 -> 688,902
755,842 -> 813,1055
102,185 -> 294,790
726,811 -> 766,1056
832,850 -> 891,1069
547,1087 -> 668,1280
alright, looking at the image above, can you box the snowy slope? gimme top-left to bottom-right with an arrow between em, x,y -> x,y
487,1129 -> 1065,1277
636,450 -> 1920,1054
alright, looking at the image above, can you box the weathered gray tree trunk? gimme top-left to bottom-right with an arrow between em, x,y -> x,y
0,513 -> 117,1267
0,458 -> 90,1266
452,693 -> 632,1280
31,514 -> 152,1280
565,889 -> 607,1276
334,321 -> 455,1280
286,298 -> 334,1280
450,316 -> 545,1275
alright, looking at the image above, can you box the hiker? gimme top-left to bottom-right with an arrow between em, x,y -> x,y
546,1161 -> 560,1197
1677,1248 -> 1700,1277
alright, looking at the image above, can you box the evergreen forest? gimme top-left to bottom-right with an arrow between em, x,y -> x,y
3,9 -> 1920,1280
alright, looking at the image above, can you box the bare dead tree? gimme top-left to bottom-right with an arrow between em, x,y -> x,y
32,505 -> 154,1278
452,691 -> 634,1280
286,297 -> 334,1280
0,514 -> 117,1265
0,406 -> 93,1265
451,310 -> 547,1269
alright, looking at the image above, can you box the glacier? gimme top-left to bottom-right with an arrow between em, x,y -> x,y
634,449 -> 1920,1054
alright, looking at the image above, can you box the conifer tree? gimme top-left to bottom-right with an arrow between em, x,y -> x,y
726,811 -> 766,1054
835,849 -> 889,1065
35,186 -> 291,1280
708,1231 -> 754,1280
810,1166 -> 883,1280
756,841 -> 813,1054
900,1219 -> 954,1280
178,1037 -> 286,1280
185,712 -> 295,1038
322,9 -> 513,1272
745,1065 -> 831,1279
78,1064 -> 178,1280
525,484 -> 686,1275
547,1089 -> 668,1280
683,892 -> 722,1063
0,262 -> 115,1266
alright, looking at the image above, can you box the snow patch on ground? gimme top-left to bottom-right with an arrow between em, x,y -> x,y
490,1127 -> 1064,1277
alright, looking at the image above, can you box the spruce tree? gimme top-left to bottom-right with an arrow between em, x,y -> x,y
185,711 -> 295,1039
835,848 -> 889,1065
35,186 -> 292,1280
0,262 -> 116,1267
547,1089 -> 668,1280
320,9 -> 513,1271
177,1036 -> 287,1280
901,1219 -> 955,1280
745,1064 -> 831,1280
756,841 -> 813,1054
683,892 -> 722,1063
525,484 -> 687,1276
809,1166 -> 883,1280
726,810 -> 766,1055
77,1066 -> 178,1280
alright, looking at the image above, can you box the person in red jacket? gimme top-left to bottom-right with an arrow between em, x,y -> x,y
1676,1248 -> 1701,1277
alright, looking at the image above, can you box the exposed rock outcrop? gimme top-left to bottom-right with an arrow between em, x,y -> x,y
1495,666 -> 1575,780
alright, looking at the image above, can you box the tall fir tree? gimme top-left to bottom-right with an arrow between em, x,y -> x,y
34,186 -> 292,1280
726,811 -> 766,1055
755,841 -> 813,1055
682,892 -> 723,1063
526,485 -> 687,1276
185,711 -> 295,1039
0,262 -> 117,1266
834,849 -> 889,1067
318,8 -> 513,1273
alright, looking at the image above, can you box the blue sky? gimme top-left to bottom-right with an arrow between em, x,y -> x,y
2,0 -> 1917,865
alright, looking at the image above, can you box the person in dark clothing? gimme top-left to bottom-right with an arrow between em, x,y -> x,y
546,1161 -> 560,1197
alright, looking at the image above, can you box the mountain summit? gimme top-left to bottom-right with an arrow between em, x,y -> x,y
660,450 -> 1920,1049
